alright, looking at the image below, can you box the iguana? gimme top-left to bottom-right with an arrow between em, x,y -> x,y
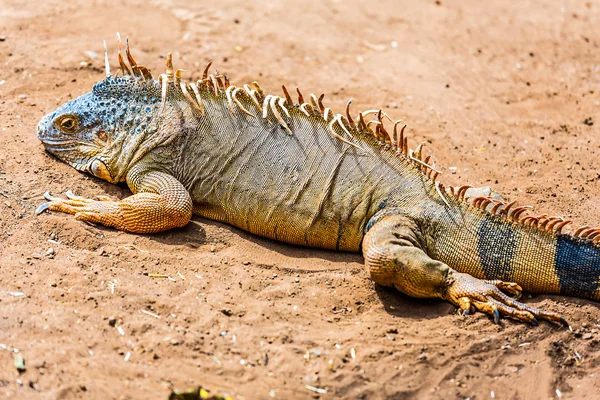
36,36 -> 600,326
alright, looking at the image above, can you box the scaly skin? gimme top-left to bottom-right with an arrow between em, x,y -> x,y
36,39 -> 600,326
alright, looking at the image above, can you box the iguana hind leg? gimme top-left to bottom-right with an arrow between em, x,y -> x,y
362,214 -> 566,326
36,166 -> 192,234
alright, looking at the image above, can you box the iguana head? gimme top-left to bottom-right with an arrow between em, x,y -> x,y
36,38 -> 163,184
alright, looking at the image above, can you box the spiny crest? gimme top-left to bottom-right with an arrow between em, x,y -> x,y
103,35 -> 442,183
446,186 -> 600,245
104,33 -> 154,81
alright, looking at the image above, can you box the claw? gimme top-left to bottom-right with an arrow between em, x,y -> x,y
65,190 -> 88,201
35,202 -> 51,215
43,191 -> 57,201
559,317 -> 569,328
492,307 -> 501,324
531,317 -> 539,327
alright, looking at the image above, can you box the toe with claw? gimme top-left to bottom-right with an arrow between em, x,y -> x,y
444,271 -> 567,327
36,191 -> 114,216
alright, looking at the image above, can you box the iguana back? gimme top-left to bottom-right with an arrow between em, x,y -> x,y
164,88 -> 428,251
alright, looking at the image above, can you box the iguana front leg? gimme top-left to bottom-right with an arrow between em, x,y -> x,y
36,165 -> 192,233
362,214 -> 566,326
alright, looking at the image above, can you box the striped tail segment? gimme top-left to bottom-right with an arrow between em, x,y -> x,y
554,234 -> 600,298
473,217 -> 600,300
431,190 -> 600,301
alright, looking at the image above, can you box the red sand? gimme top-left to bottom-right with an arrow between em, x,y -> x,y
1,1 -> 600,398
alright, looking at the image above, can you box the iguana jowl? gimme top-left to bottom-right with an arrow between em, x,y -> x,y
36,37 -> 600,326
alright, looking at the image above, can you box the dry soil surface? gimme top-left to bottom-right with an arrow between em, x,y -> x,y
1,0 -> 600,399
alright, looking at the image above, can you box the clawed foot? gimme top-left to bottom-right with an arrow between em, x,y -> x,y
445,272 -> 568,327
35,184 -> 191,234
36,191 -> 113,216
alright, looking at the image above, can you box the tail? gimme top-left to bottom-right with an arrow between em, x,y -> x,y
427,197 -> 600,300
551,233 -> 600,298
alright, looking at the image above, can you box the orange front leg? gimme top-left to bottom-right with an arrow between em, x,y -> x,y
36,169 -> 192,234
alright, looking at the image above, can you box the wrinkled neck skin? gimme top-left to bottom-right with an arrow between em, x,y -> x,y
113,98 -> 197,184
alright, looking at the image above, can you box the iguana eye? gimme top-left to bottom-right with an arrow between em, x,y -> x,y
56,115 -> 78,133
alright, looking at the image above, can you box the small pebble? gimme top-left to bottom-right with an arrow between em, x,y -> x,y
14,353 -> 26,372
45,248 -> 55,258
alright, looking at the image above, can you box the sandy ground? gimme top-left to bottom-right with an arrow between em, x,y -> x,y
1,0 -> 600,398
